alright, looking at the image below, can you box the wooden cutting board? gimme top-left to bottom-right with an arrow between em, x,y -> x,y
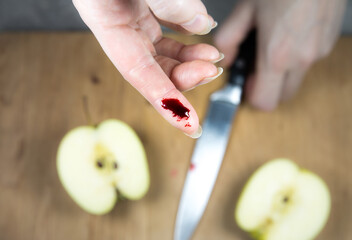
0,32 -> 351,240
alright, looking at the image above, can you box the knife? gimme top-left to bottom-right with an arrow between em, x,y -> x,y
174,30 -> 256,240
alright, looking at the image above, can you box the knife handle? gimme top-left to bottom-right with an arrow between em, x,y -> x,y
228,29 -> 257,87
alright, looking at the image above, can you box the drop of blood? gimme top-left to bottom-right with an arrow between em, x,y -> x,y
161,98 -> 190,120
184,122 -> 191,127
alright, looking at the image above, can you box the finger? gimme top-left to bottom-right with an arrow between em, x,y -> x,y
155,56 -> 222,91
89,26 -> 202,137
247,46 -> 287,111
155,37 -> 223,63
213,0 -> 254,67
171,62 -> 222,91
146,0 -> 215,35
247,70 -> 286,111
280,69 -> 307,101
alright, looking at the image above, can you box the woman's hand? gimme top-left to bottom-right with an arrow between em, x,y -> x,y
73,0 -> 223,138
215,0 -> 347,110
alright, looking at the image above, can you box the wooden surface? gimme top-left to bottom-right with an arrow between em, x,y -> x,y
0,32 -> 351,240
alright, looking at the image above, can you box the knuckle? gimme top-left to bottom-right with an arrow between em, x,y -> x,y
126,54 -> 156,79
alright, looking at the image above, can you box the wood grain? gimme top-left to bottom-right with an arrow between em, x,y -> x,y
0,32 -> 351,240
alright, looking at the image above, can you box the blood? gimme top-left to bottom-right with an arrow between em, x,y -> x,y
185,122 -> 191,127
189,163 -> 195,171
161,98 -> 190,120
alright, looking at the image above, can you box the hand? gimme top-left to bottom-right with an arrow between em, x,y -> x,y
214,0 -> 347,110
73,0 -> 223,138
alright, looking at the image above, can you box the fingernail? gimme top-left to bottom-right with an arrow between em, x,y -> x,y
201,67 -> 223,84
181,14 -> 212,35
211,52 -> 225,63
211,21 -> 218,30
184,125 -> 203,139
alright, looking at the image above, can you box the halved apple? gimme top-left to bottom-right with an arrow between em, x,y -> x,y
57,119 -> 149,215
235,159 -> 331,240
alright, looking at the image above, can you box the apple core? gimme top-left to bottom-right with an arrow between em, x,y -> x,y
94,143 -> 119,173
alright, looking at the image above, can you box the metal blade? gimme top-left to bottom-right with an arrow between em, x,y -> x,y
174,84 -> 242,240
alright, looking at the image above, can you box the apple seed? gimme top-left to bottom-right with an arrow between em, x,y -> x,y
96,159 -> 104,168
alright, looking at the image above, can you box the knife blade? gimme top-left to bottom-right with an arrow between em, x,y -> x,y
174,30 -> 256,240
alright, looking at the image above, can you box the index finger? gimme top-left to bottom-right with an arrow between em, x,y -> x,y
89,26 -> 202,137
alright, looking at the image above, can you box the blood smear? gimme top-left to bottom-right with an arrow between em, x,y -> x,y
161,98 -> 190,121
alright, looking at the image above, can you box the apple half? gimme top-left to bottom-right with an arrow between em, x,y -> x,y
235,159 -> 331,240
57,119 -> 149,215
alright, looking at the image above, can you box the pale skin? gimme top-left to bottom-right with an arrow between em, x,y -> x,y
73,0 -> 347,138
215,0 -> 347,110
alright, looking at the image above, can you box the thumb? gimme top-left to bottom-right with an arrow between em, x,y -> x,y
146,0 -> 215,35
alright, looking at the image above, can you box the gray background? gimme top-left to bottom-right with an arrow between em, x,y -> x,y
0,0 -> 351,34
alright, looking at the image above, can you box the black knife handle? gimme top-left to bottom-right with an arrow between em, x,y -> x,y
228,30 -> 256,87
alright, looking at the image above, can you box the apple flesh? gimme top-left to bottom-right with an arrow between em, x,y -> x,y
235,159 -> 330,240
57,119 -> 149,215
